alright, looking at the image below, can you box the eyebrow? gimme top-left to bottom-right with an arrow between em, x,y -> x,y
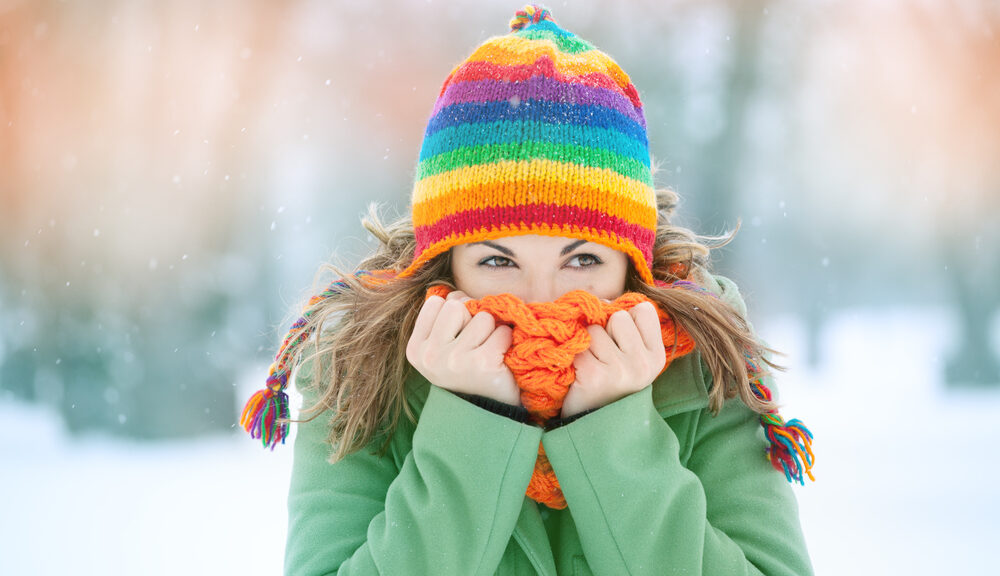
472,239 -> 589,257
474,240 -> 514,256
560,239 -> 588,255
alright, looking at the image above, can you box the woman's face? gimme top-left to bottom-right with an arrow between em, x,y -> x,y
450,234 -> 630,302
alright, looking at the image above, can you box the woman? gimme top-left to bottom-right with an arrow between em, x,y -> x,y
244,6 -> 814,575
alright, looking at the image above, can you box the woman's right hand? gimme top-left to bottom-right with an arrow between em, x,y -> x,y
405,291 -> 520,405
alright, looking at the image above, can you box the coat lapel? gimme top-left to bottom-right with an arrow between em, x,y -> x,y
512,499 -> 557,576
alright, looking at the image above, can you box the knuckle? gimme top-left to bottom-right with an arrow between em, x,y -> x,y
448,299 -> 470,315
418,350 -> 434,369
473,354 -> 495,373
608,312 -> 630,332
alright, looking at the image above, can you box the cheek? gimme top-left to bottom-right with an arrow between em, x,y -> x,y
562,271 -> 627,301
451,262 -> 475,295
454,274 -> 486,299
593,257 -> 629,299
589,279 -> 626,300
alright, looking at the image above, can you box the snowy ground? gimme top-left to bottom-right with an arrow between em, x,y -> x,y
3,307 -> 998,575
766,307 -> 1000,575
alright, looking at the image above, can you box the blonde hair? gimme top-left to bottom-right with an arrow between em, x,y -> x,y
293,189 -> 776,461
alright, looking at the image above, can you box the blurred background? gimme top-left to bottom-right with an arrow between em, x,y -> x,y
2,0 -> 997,573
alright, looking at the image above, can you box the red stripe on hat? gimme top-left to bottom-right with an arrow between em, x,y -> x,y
414,202 -> 655,265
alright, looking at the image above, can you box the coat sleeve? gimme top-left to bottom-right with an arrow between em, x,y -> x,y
540,365 -> 813,576
284,369 -> 543,576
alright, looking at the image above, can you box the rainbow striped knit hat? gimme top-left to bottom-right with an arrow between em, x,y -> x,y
399,5 -> 657,284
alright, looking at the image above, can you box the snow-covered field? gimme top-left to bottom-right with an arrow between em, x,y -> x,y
767,308 -> 1000,575
4,308 -> 998,575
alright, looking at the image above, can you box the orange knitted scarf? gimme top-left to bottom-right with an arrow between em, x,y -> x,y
426,286 -> 695,509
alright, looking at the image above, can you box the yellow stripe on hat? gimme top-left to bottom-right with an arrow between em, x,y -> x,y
412,180 -> 657,231
412,158 -> 655,209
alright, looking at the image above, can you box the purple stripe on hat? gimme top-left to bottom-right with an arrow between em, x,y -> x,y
431,74 -> 646,129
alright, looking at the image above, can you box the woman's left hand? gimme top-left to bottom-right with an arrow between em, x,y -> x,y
560,301 -> 666,418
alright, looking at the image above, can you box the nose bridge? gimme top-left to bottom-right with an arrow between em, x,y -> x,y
524,267 -> 558,303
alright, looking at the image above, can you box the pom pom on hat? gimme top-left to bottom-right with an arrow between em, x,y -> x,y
509,4 -> 554,31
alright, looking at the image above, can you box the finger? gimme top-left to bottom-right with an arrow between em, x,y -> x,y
572,346 -> 602,372
445,289 -> 471,302
629,301 -> 663,352
454,311 -> 496,350
606,309 -> 644,353
429,298 -> 473,343
585,324 -> 617,364
480,323 -> 513,357
411,295 -> 445,344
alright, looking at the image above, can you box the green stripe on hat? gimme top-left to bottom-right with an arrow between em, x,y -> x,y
416,140 -> 654,186
515,27 -> 594,54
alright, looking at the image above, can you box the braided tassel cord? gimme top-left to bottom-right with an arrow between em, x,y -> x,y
675,276 -> 815,485
241,270 -> 395,449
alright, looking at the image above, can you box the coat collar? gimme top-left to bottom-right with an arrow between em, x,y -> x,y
512,500 -> 558,575
652,351 -> 711,419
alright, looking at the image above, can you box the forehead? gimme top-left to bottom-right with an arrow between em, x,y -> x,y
462,235 -> 609,252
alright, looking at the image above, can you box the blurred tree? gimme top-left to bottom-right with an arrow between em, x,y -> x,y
693,0 -> 768,277
0,0 -> 295,437
842,2 -> 1000,387
0,2 -> 36,402
916,5 -> 1000,387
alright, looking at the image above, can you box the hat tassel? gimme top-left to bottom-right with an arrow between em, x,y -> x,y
760,411 -> 814,484
240,365 -> 290,450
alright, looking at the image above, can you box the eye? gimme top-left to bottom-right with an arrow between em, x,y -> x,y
566,253 -> 603,268
479,255 -> 517,268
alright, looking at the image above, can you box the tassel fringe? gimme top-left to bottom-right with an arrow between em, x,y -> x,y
751,374 -> 815,484
240,374 -> 290,450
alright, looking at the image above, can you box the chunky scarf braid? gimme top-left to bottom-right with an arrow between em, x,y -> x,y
242,271 -> 814,501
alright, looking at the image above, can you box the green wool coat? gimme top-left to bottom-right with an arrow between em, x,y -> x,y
284,276 -> 814,576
